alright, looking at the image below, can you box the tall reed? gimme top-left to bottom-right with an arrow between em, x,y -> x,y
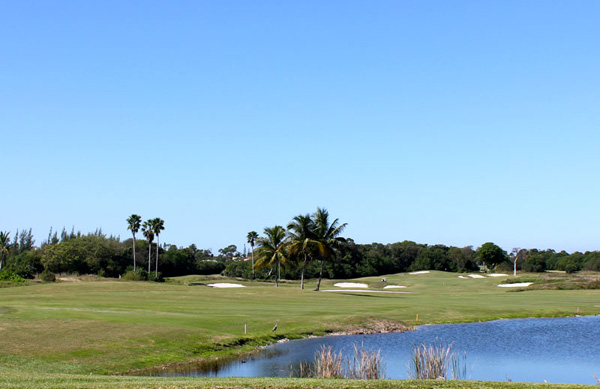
408,341 -> 466,380
313,345 -> 344,378
346,343 -> 385,379
311,343 -> 385,379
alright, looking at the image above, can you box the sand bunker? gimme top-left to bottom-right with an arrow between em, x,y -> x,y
207,283 -> 245,288
334,282 -> 368,288
322,290 -> 409,294
468,274 -> 486,279
498,282 -> 533,288
457,276 -> 469,279
409,271 -> 430,275
383,285 -> 407,289
488,273 -> 508,277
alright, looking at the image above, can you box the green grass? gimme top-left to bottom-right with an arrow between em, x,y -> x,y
0,271 -> 599,387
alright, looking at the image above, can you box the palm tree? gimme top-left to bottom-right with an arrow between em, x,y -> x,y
151,218 -> 165,277
312,208 -> 347,291
127,214 -> 142,271
254,226 -> 287,287
0,231 -> 10,271
247,231 -> 258,278
142,220 -> 154,274
287,214 -> 318,290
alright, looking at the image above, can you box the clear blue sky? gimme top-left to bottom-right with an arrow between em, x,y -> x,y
2,1 -> 599,253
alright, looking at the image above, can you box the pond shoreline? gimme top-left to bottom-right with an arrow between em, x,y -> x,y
125,312 -> 591,378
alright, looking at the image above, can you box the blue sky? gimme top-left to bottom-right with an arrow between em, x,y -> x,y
1,1 -> 599,253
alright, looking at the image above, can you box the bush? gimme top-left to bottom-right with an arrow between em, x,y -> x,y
122,269 -> 148,281
40,271 -> 56,283
222,261 -> 252,278
148,272 -> 164,282
0,270 -> 26,283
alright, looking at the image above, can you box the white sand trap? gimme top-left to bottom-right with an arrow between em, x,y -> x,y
409,271 -> 430,275
322,290 -> 409,294
383,285 -> 407,289
488,273 -> 508,277
498,282 -> 533,288
334,282 -> 368,288
458,276 -> 469,279
207,283 -> 245,288
468,274 -> 486,279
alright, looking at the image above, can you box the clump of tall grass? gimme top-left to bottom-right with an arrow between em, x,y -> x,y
408,341 -> 466,380
309,343 -> 385,379
314,345 -> 344,378
346,343 -> 384,379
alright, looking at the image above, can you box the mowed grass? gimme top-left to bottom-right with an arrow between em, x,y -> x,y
0,271 -> 599,387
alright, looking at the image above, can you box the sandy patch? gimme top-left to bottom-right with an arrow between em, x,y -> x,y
498,282 -> 533,288
457,276 -> 469,279
321,290 -> 409,294
207,283 -> 245,288
488,273 -> 508,277
468,274 -> 486,279
409,271 -> 430,275
333,282 -> 368,288
383,285 -> 407,289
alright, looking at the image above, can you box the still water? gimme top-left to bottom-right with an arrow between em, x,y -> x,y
163,315 -> 600,384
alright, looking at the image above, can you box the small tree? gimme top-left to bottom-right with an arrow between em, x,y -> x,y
254,226 -> 287,287
477,242 -> 507,271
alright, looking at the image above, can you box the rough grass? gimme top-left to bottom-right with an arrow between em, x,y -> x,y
503,272 -> 600,291
0,374 -> 593,389
0,271 -> 599,387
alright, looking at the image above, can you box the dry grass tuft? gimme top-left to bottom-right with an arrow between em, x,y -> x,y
408,341 -> 466,380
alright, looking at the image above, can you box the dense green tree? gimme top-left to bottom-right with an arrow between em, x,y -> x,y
255,226 -> 288,287
312,208 -> 347,291
476,242 -> 507,270
41,234 -> 124,274
218,245 -> 238,260
126,214 -> 142,271
247,231 -> 258,278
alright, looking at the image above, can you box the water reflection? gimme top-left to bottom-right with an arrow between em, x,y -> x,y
157,315 -> 600,385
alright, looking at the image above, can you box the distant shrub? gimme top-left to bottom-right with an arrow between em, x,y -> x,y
196,260 -> 226,275
148,272 -> 164,282
122,269 -> 148,281
222,261 -> 252,278
564,263 -> 579,274
0,270 -> 26,283
40,271 -> 56,283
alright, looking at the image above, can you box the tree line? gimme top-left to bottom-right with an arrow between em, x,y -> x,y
1,212 -> 599,283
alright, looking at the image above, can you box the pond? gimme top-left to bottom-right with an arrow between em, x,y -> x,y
159,315 -> 600,385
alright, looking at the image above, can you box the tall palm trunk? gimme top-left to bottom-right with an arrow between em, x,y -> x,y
132,233 -> 137,272
300,253 -> 308,290
315,257 -> 325,291
251,244 -> 255,278
148,243 -> 152,274
155,236 -> 159,277
277,259 -> 280,288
